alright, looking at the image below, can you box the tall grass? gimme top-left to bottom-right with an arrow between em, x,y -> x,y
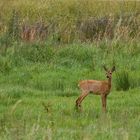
115,70 -> 130,91
1,0 -> 139,21
0,1 -> 139,139
0,0 -> 139,42
0,40 -> 139,94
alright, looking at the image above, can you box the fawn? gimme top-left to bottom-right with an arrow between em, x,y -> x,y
76,66 -> 115,112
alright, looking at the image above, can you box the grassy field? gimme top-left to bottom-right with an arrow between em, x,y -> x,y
0,87 -> 140,140
0,41 -> 140,139
0,0 -> 140,139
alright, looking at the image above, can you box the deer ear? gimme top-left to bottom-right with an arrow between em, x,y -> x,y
111,66 -> 115,72
103,65 -> 108,71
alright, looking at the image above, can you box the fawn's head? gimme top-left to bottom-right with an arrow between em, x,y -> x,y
103,65 -> 115,79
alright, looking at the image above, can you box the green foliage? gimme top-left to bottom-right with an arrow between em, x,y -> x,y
0,42 -> 139,139
55,44 -> 97,68
115,70 -> 140,91
0,56 -> 12,73
115,70 -> 130,91
0,1 -> 139,139
0,89 -> 140,139
11,43 -> 55,63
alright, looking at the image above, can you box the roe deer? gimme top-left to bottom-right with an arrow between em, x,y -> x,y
76,66 -> 115,112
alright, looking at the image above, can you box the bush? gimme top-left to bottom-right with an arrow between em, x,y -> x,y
115,70 -> 130,91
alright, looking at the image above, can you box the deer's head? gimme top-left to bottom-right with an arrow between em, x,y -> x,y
103,65 -> 115,79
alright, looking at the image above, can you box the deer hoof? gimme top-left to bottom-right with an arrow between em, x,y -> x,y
75,104 -> 82,112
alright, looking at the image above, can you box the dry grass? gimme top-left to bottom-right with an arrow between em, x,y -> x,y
0,0 -> 139,42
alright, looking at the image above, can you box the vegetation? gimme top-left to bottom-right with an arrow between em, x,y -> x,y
0,0 -> 140,42
0,0 -> 140,139
0,41 -> 140,139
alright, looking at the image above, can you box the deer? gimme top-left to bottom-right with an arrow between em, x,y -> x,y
75,65 -> 115,112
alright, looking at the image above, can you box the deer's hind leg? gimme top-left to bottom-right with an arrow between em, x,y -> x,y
76,92 -> 89,110
101,94 -> 107,113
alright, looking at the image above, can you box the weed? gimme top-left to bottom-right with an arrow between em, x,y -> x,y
115,70 -> 130,91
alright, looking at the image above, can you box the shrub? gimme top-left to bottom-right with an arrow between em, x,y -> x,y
115,70 -> 130,91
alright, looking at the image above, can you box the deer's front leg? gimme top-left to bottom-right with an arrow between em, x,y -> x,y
101,94 -> 107,113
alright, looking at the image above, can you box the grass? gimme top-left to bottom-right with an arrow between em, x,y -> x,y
0,1 -> 140,42
115,70 -> 130,91
0,43 -> 140,139
0,0 -> 140,139
0,85 -> 140,139
1,0 -> 139,21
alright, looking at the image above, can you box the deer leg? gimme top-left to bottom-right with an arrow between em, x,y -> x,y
76,92 -> 88,109
101,94 -> 107,113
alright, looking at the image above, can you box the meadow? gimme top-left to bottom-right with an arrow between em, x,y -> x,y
0,0 -> 140,140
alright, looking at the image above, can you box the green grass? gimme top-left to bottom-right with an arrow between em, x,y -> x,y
0,45 -> 140,139
0,0 -> 140,139
0,17 -> 140,140
0,85 -> 140,139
